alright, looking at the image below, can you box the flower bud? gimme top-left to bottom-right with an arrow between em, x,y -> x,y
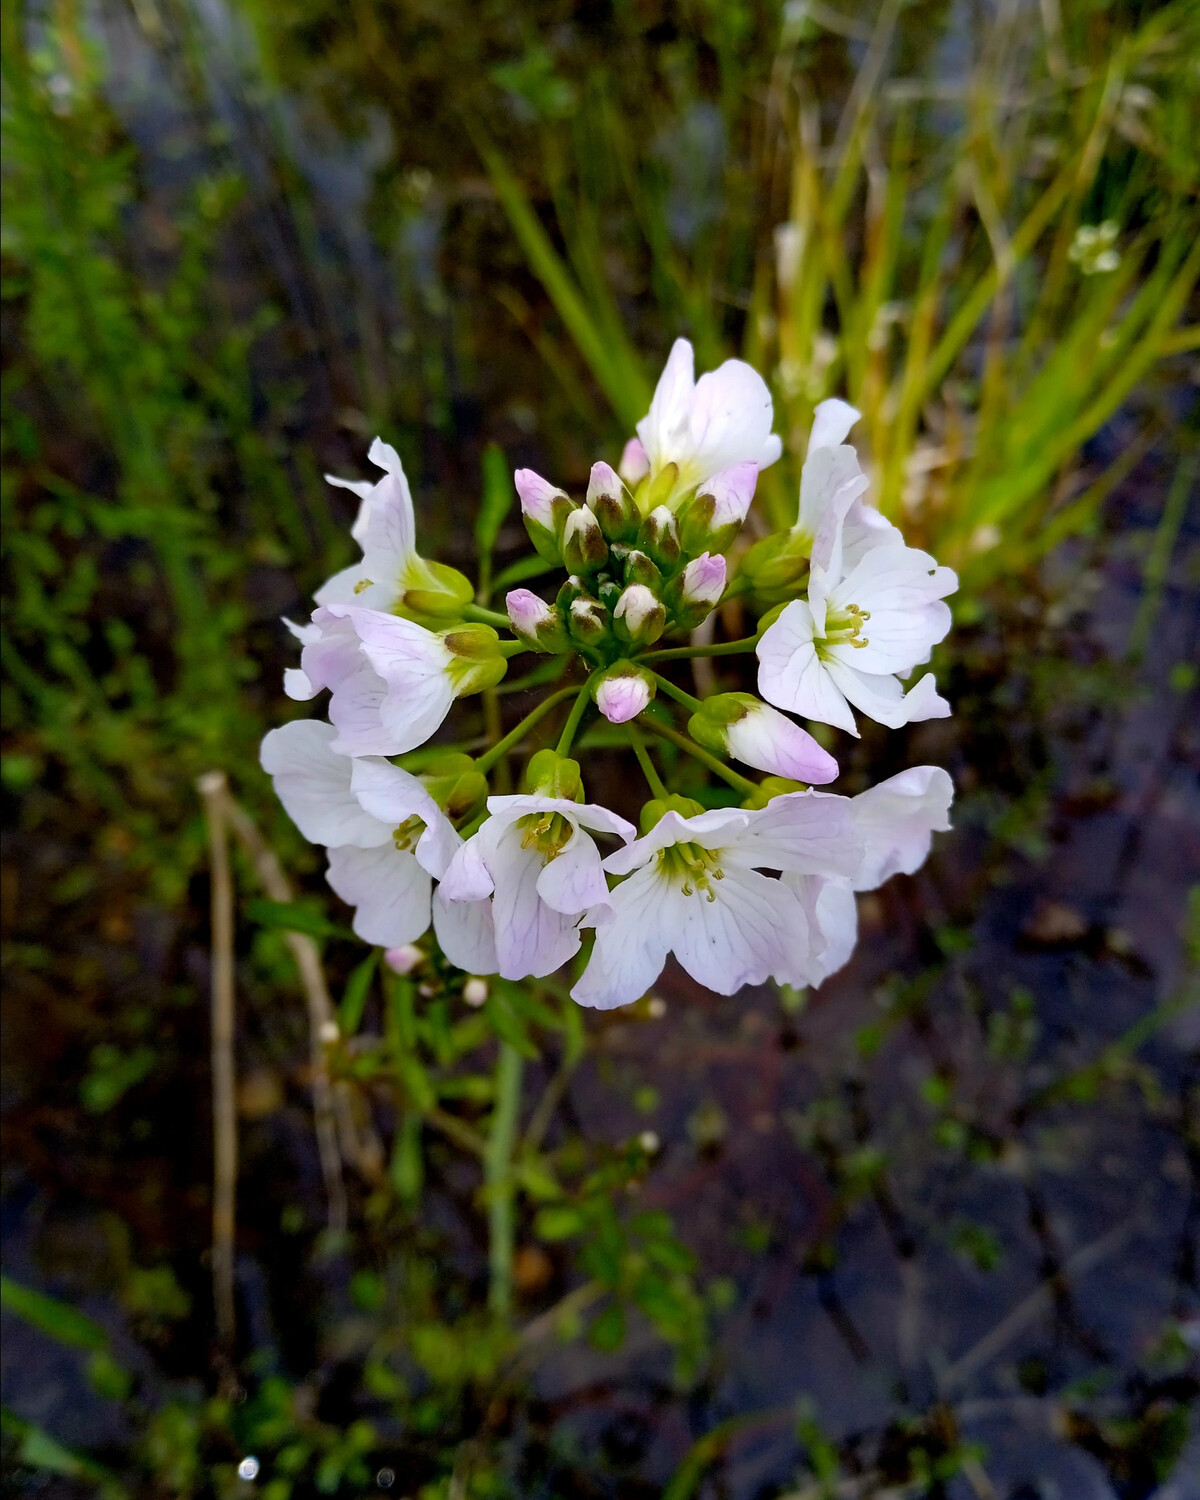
443,623 -> 508,695
687,693 -> 838,785
385,944 -> 423,975
561,505 -> 609,574
620,548 -> 663,591
567,593 -> 611,650
587,461 -> 639,542
665,552 -> 726,629
525,748 -> 584,801
639,792 -> 704,832
740,531 -> 808,595
677,462 -> 757,554
402,559 -> 475,621
637,505 -> 681,573
614,583 -> 666,646
594,663 -> 656,724
463,977 -> 489,1007
419,751 -> 490,821
506,588 -> 568,653
515,468 -> 576,565
619,437 -> 650,485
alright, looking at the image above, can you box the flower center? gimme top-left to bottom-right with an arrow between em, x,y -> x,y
821,602 -> 870,650
392,816 -> 425,852
657,841 -> 725,901
518,811 -> 574,861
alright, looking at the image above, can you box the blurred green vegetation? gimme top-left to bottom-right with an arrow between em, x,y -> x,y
2,0 -> 1198,1495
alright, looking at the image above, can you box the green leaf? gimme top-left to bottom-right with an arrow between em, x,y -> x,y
339,951 -> 379,1035
533,1205 -> 585,1241
0,1276 -> 108,1350
245,899 -> 353,942
489,552 -> 557,597
587,1301 -> 626,1352
475,443 -> 513,561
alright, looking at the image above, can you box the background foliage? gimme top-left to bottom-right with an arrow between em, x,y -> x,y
1,0 -> 1197,1496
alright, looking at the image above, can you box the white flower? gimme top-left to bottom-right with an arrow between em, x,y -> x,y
315,606 -> 505,757
635,338 -> 783,506
572,795 -> 860,1010
757,538 -> 957,736
440,796 -> 636,981
791,399 -> 898,596
780,766 -> 954,986
260,719 -> 457,946
317,438 -> 417,611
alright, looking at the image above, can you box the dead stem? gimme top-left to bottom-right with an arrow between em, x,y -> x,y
197,771 -> 237,1355
219,788 -> 352,1234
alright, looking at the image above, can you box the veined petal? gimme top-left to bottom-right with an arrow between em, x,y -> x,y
327,844 -> 432,946
433,889 -> 498,975
673,866 -> 799,994
327,664 -> 400,756
483,795 -> 636,846
260,719 -> 390,848
781,874 -> 858,985
349,757 -> 461,879
739,790 -> 862,879
823,658 -> 949,730
723,701 -> 839,785
284,668 -> 317,701
637,338 -> 696,470
535,829 -> 612,916
572,865 -> 677,1009
688,358 -> 781,478
851,765 -> 953,890
602,807 -> 751,877
757,603 -> 859,735
489,824 -> 582,979
440,834 -> 496,902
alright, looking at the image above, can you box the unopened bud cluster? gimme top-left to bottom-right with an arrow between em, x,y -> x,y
510,461 -> 731,670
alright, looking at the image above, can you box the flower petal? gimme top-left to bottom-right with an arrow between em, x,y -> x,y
757,603 -> 859,735
260,720 -> 390,848
739,791 -> 862,879
673,866 -> 799,994
572,865 -> 677,1009
349,757 -> 461,879
488,824 -> 582,979
535,829 -> 611,916
433,889 -> 498,974
327,844 -> 432,946
851,765 -> 953,890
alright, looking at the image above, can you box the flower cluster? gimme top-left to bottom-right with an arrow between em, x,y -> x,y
264,339 -> 956,1009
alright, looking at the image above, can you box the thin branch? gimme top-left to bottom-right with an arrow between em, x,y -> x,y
220,789 -> 349,1234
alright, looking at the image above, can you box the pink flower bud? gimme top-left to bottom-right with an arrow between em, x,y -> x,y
699,462 -> 758,528
618,437 -> 650,484
463,977 -> 489,1007
595,670 -> 653,724
385,944 -> 423,975
680,552 -> 726,607
513,468 -> 565,528
586,460 -> 622,507
725,701 -> 839,785
506,588 -> 552,636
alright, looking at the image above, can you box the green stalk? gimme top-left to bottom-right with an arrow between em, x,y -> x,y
474,685 -> 578,773
486,1042 -> 524,1317
556,678 -> 598,755
640,637 -> 759,664
641,718 -> 759,797
627,725 -> 668,800
648,671 -> 704,714
462,602 -> 512,629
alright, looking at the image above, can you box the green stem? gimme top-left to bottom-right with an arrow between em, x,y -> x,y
498,639 -> 528,659
475,685 -> 578,774
627,725 -> 668,800
648,670 -> 703,714
641,718 -> 759,797
463,602 -> 512,629
556,677 -> 597,754
640,636 -> 759,664
486,1041 -> 524,1317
